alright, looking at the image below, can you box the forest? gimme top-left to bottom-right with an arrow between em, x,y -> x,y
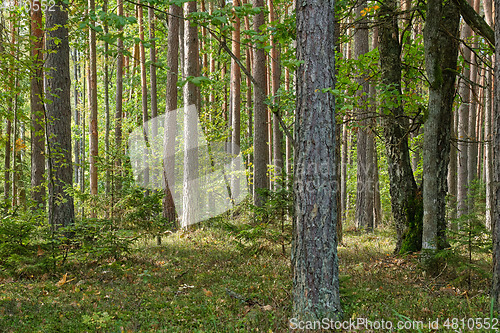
1,0 -> 500,331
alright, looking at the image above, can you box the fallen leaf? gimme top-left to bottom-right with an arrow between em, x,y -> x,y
56,273 -> 68,287
262,305 -> 273,311
203,288 -> 213,297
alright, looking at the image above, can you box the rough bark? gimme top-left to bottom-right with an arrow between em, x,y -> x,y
492,0 -> 500,309
379,0 -> 421,254
163,4 -> 180,227
292,0 -> 341,320
422,0 -> 459,257
182,1 -> 200,228
252,0 -> 268,207
45,0 -> 74,230
354,0 -> 373,231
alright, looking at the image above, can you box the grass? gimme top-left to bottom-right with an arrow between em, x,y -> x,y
0,216 -> 496,332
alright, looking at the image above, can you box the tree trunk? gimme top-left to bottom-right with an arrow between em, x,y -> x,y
182,1 -> 200,228
354,0 -> 373,231
104,0 -> 111,199
138,1 -> 149,189
163,4 -> 181,227
379,0 -> 421,254
115,0 -> 124,194
491,0 -> 500,309
292,0 -> 341,320
269,0 -> 283,190
45,0 -> 75,230
30,0 -> 45,210
457,12 -> 472,220
422,0 -> 460,260
231,0 -> 242,200
252,0 -> 268,207
89,0 -> 98,200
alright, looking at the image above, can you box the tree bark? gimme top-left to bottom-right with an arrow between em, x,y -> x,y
492,0 -> 500,309
115,0 -> 124,194
182,1 -> 200,228
163,4 -> 181,228
354,0 -> 374,231
89,0 -> 98,200
31,0 -> 45,210
379,0 -> 421,254
45,0 -> 75,230
252,0 -> 268,207
292,0 -> 341,320
422,0 -> 460,259
231,0 -> 242,199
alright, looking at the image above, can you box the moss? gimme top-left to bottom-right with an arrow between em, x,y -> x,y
399,189 -> 423,254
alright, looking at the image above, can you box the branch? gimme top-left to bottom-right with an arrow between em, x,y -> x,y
452,0 -> 494,49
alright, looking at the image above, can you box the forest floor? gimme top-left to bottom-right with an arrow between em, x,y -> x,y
0,214 -> 495,332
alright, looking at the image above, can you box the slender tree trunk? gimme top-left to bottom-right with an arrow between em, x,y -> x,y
138,1 -> 149,189
115,0 -> 124,194
292,0 -> 341,320
182,1 -> 200,228
422,0 -> 460,260
89,0 -> 98,201
104,0 -> 111,199
457,9 -> 472,220
45,0 -> 74,230
231,0 -> 242,200
163,4 -> 181,227
30,0 -> 45,210
486,69 -> 493,229
491,0 -> 500,309
354,0 -> 373,231
252,0 -> 268,207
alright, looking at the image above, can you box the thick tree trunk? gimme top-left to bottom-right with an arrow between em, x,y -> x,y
45,0 -> 74,230
30,1 -> 45,210
252,0 -> 268,207
379,0 -> 421,254
422,0 -> 459,259
292,0 -> 341,320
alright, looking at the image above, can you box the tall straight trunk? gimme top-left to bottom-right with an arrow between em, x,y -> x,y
492,0 -> 500,309
163,4 -> 181,226
115,0 -> 124,193
89,0 -> 98,199
31,1 -> 45,210
341,115 -> 348,229
138,1 -> 149,188
379,0 -> 421,254
269,0 -> 283,189
242,0 -> 253,194
230,0 -> 242,199
422,0 -> 459,258
371,27 -> 382,228
292,0 -> 341,320
252,0 -> 268,207
73,50 -> 80,190
457,9 -> 472,219
354,0 -> 373,231
45,0 -> 74,230
486,69 -> 493,229
448,105 -> 458,222
182,1 -> 200,228
104,0 -> 111,198
468,0 -> 479,191
149,5 -> 158,146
